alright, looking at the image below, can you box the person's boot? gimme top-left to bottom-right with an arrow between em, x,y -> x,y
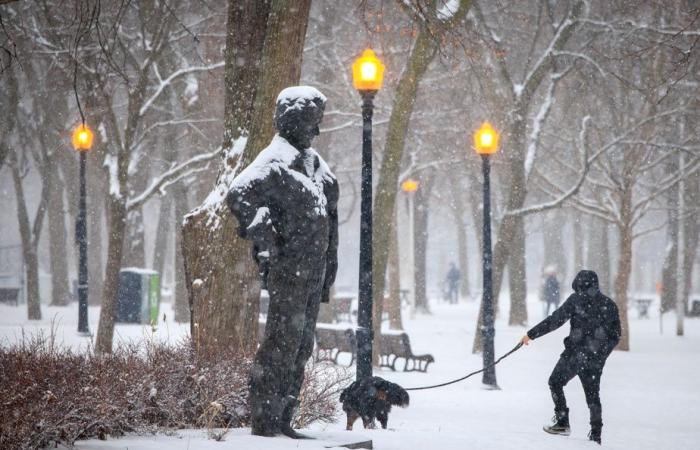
588,421 -> 602,445
280,396 -> 313,439
543,408 -> 570,436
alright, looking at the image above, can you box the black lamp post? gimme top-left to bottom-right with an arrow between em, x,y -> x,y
352,49 -> 384,380
72,123 -> 93,335
474,122 -> 500,388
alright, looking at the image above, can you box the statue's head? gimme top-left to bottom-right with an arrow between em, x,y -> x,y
274,86 -> 326,151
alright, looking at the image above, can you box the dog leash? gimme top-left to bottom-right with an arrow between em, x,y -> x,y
404,342 -> 523,391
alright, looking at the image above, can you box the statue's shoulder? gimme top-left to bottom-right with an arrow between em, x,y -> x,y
232,136 -> 297,190
307,148 -> 337,184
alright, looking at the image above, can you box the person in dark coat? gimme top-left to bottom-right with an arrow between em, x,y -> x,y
445,262 -> 460,304
227,86 -> 338,438
542,268 -> 561,316
520,270 -> 621,445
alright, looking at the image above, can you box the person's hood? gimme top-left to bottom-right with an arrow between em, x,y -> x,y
572,270 -> 600,297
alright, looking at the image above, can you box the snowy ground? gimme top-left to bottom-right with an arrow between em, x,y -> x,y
1,297 -> 699,449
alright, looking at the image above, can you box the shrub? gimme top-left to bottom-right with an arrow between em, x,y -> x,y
0,332 -> 348,449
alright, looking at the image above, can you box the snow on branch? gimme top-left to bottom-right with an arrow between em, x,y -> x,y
518,0 -> 585,101
126,146 -> 222,211
551,51 -> 606,77
506,116 -> 593,217
138,61 -> 224,117
524,70 -> 570,180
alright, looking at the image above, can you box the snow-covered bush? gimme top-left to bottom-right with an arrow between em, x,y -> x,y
0,332 -> 347,449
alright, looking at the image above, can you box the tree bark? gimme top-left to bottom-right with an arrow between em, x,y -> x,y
414,175 -> 432,313
371,26 -> 439,315
449,175 -> 470,299
660,158 -> 680,312
96,198 -> 127,354
542,210 -> 567,279
387,209 -> 403,330
46,159 -> 71,306
572,212 -> 584,277
182,0 -> 312,355
587,217 -> 611,294
614,224 -> 632,351
681,169 -> 700,311
9,149 -> 48,320
86,182 -> 104,305
152,195 -> 172,277
508,216 -> 528,326
173,183 -> 190,323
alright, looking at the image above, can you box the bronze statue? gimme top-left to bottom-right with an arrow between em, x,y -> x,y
227,86 -> 338,438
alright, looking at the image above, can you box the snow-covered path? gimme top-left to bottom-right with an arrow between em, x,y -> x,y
2,298 -> 699,449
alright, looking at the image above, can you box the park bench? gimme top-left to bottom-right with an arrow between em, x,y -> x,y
632,298 -> 653,319
0,287 -> 20,306
314,324 -> 356,366
379,331 -> 435,373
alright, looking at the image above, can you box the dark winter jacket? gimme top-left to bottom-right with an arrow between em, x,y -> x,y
527,270 -> 621,362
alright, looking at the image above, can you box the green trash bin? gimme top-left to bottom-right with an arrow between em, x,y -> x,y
116,268 -> 161,325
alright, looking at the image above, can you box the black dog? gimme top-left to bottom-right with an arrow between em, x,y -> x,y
340,376 -> 409,430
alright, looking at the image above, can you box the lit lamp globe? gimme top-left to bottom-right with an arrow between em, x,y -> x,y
474,122 -> 499,155
72,124 -> 94,151
352,49 -> 385,91
401,178 -> 419,193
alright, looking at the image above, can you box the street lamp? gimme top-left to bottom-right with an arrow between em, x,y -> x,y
474,121 -> 499,388
401,178 -> 419,317
72,123 -> 93,335
352,48 -> 384,380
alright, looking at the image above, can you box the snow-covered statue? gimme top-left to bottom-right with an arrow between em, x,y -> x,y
226,86 -> 338,438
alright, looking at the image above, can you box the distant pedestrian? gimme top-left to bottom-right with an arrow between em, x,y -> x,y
542,267 -> 560,316
445,263 -> 460,304
520,270 -> 621,445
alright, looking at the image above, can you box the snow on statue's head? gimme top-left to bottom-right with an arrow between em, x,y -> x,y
274,86 -> 327,151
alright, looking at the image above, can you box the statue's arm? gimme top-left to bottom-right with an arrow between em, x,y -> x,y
226,169 -> 276,243
321,178 -> 339,303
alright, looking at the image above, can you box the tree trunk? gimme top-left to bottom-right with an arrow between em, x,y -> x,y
542,210 -> 567,279
508,216 -> 528,326
587,217 -> 611,294
47,163 -> 71,306
572,212 -> 583,277
614,224 -> 632,351
682,169 -> 700,310
450,177 -> 470,299
238,0 -> 312,169
371,26 -> 439,314
414,175 -> 432,313
10,152 -> 45,320
123,207 -> 146,268
95,198 -> 127,354
87,186 -> 104,305
152,196 -> 172,276
173,183 -> 190,323
182,0 -> 312,355
387,209 -> 403,330
660,158 -> 680,312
